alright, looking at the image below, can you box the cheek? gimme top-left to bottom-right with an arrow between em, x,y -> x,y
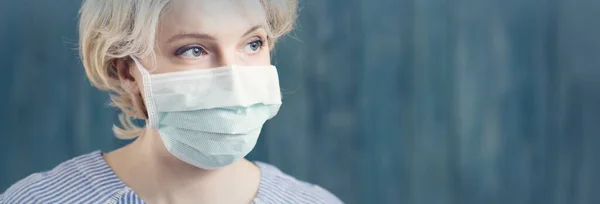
238,49 -> 271,66
155,56 -> 193,73
258,50 -> 271,65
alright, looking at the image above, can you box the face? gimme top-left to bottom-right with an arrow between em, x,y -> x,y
116,0 -> 272,119
128,0 -> 271,76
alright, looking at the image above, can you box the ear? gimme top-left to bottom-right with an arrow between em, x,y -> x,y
113,57 -> 138,92
112,57 -> 148,119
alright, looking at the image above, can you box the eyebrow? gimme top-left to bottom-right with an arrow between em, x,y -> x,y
166,25 -> 265,43
167,33 -> 216,43
241,25 -> 264,37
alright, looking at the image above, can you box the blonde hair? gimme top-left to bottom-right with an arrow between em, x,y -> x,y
78,0 -> 297,139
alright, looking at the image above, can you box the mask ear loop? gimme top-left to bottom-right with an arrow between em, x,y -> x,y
131,56 -> 159,129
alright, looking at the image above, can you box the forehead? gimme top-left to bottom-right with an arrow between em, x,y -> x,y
159,0 -> 267,38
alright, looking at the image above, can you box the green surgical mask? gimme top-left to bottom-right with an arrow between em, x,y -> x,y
132,57 -> 281,169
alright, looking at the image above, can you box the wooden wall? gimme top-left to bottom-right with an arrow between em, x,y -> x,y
1,0 -> 599,203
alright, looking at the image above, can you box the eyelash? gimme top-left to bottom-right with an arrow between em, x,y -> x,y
174,45 -> 206,57
250,39 -> 265,48
174,37 -> 267,57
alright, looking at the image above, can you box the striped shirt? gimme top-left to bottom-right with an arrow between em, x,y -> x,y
0,151 -> 342,204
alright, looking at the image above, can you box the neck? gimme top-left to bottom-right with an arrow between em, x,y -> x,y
104,129 -> 261,204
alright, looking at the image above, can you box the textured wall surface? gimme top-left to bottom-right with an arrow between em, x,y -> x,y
1,0 -> 599,203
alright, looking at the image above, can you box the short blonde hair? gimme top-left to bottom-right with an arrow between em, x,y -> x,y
79,0 -> 297,139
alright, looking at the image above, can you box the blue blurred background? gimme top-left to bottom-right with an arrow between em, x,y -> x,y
1,0 -> 600,203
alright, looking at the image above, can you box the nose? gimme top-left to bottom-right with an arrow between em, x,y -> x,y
214,48 -> 235,68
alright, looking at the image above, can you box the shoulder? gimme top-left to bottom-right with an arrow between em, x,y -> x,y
254,162 -> 344,204
0,151 -> 127,204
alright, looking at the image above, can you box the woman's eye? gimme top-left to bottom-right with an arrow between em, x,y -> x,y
177,46 -> 207,58
244,40 -> 264,54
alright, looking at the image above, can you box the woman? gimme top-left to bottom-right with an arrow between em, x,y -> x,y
0,0 -> 342,203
